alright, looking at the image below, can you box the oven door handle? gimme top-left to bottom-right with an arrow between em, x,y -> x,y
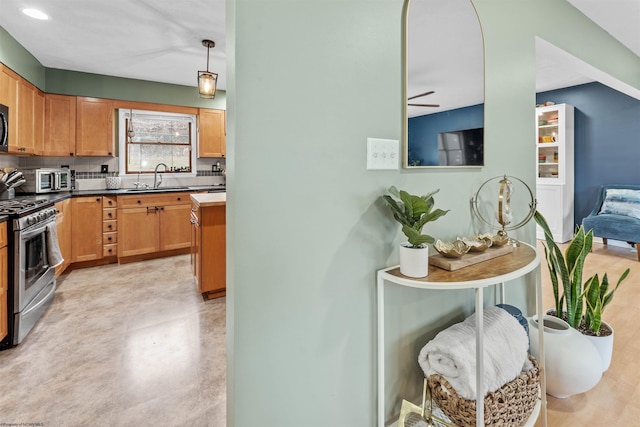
20,217 -> 54,242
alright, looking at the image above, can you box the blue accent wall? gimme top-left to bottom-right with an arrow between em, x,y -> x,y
536,82 -> 640,227
407,104 -> 484,166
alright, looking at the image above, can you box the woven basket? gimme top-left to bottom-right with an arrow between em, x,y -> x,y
427,355 -> 539,427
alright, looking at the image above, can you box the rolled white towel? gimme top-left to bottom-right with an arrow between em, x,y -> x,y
418,306 -> 529,400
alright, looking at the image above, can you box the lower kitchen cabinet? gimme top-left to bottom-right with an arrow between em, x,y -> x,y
117,192 -> 192,259
54,199 -> 72,276
190,194 -> 226,299
71,196 -> 103,262
0,223 -> 7,341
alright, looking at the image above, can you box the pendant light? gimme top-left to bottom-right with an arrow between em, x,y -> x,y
198,39 -> 218,99
127,109 -> 135,140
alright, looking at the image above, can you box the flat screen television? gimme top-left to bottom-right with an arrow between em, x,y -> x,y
437,127 -> 483,166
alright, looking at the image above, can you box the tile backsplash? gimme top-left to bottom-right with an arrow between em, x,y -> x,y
11,155 -> 226,191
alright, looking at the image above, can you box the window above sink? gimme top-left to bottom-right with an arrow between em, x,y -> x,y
117,109 -> 197,177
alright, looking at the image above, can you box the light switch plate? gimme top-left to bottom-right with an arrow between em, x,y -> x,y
367,138 -> 399,170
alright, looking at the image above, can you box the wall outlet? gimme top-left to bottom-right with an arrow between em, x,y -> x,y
366,138 -> 399,170
101,165 -> 109,173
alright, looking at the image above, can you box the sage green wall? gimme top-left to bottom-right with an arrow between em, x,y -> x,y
45,69 -> 226,109
0,26 -> 46,89
228,0 -> 639,426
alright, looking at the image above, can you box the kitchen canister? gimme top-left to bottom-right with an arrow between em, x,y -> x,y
105,176 -> 121,189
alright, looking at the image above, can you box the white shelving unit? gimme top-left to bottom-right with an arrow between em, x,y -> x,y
536,103 -> 574,242
376,243 -> 546,427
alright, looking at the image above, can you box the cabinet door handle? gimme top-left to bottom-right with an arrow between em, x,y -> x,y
177,197 -> 181,201
137,200 -> 142,204
96,198 -> 101,202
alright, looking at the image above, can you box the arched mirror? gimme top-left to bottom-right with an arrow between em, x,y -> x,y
403,0 -> 485,168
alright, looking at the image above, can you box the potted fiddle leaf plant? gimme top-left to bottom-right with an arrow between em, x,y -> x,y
382,186 -> 449,278
534,210 -> 630,372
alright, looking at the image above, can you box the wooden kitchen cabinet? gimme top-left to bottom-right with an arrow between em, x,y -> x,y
160,204 -> 192,251
0,65 -> 19,151
190,194 -> 226,299
54,199 -> 72,277
117,192 -> 192,259
71,196 -> 104,262
198,109 -> 226,158
45,94 -> 76,156
16,79 -> 36,154
102,196 -> 118,258
33,89 -> 45,155
0,222 -> 7,342
76,97 -> 115,156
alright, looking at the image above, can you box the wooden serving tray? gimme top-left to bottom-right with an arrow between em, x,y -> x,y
429,244 -> 514,271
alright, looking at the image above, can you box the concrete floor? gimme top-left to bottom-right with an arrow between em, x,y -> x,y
0,255 -> 226,427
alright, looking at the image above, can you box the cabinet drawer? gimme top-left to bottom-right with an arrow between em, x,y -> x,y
103,244 -> 117,257
103,232 -> 117,245
103,208 -> 117,220
117,192 -> 191,208
103,220 -> 117,233
103,196 -> 117,208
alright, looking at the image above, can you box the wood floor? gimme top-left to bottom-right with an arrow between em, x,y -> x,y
535,240 -> 640,427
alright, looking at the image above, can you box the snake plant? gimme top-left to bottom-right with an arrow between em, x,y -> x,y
535,210 -> 630,334
382,186 -> 449,248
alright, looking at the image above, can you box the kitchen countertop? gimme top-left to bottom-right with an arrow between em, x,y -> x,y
190,192 -> 226,208
7,185 -> 225,207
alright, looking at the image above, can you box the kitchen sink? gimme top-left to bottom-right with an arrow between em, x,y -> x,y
125,186 -> 191,192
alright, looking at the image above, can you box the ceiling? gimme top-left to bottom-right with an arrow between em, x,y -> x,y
0,0 -> 637,105
0,0 -> 226,89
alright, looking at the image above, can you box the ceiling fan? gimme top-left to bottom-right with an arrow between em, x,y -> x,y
408,90 -> 440,107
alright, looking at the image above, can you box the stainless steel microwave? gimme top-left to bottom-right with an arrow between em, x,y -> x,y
22,168 -> 72,193
0,103 -> 8,152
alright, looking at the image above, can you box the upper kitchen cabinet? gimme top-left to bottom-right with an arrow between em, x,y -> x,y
198,108 -> 225,158
0,65 -> 19,151
45,94 -> 76,156
17,80 -> 35,154
33,89 -> 45,155
1,64 -> 45,155
76,97 -> 115,156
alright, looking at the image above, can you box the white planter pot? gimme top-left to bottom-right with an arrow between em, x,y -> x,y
529,314 -> 602,398
399,242 -> 429,278
584,321 -> 614,372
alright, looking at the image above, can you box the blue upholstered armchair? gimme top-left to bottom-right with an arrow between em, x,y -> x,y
582,184 -> 640,261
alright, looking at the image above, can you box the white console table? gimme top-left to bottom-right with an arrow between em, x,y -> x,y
376,243 -> 546,427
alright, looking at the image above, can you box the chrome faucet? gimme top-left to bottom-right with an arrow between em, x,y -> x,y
133,171 -> 149,189
153,163 -> 168,189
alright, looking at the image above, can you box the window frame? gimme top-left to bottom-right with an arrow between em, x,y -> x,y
117,109 -> 197,177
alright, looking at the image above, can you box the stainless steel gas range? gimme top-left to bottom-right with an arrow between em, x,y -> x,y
0,197 -> 58,350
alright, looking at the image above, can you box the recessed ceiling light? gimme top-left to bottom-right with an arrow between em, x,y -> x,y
22,8 -> 49,20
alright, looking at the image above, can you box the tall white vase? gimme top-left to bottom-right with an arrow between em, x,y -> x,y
399,243 -> 429,278
529,315 -> 602,398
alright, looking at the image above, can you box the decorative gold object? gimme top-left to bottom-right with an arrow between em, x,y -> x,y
434,239 -> 470,258
461,235 -> 493,252
470,175 -> 537,246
